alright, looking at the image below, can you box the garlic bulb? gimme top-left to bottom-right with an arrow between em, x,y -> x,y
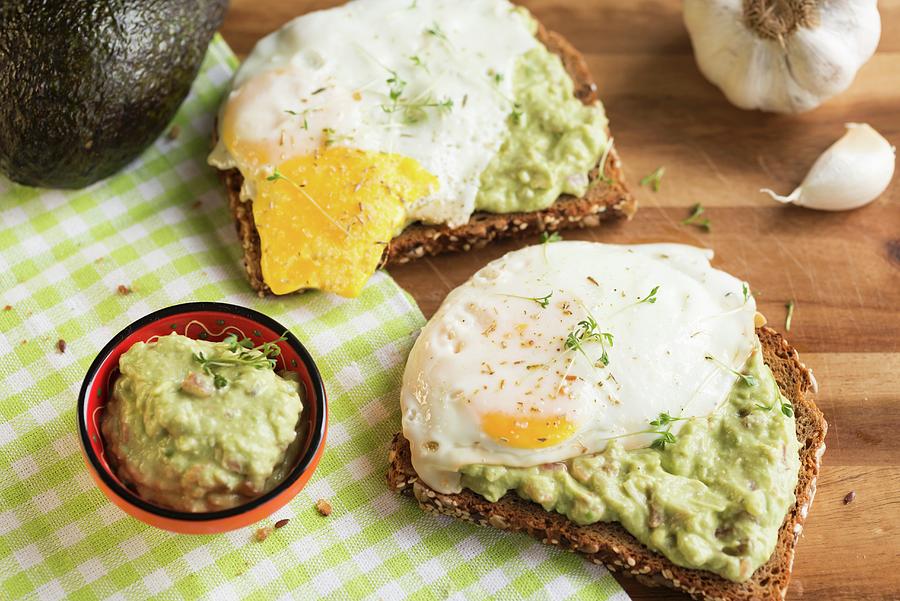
684,0 -> 881,113
761,123 -> 895,211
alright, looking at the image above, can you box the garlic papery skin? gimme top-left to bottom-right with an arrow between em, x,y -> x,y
684,0 -> 881,114
761,123 -> 895,211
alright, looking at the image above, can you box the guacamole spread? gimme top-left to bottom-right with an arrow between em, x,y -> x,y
475,44 -> 608,214
101,333 -> 305,513
460,349 -> 800,582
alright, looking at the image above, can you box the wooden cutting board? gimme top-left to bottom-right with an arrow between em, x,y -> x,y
221,2 -> 900,599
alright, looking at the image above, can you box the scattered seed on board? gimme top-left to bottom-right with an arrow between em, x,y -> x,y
843,491 -> 856,505
56,339 -> 67,353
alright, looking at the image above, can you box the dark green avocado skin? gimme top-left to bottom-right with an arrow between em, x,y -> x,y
0,0 -> 228,188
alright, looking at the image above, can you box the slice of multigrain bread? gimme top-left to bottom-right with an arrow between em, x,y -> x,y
387,327 -> 827,601
219,22 -> 635,295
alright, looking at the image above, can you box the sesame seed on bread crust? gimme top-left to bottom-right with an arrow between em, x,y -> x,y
217,23 -> 635,296
387,327 -> 827,601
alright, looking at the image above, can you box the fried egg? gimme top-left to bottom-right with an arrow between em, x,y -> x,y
400,242 -> 758,494
209,0 -> 540,296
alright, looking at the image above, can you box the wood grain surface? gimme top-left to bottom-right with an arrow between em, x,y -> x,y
221,2 -> 900,599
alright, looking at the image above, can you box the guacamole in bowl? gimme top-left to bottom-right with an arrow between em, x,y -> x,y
101,332 -> 306,513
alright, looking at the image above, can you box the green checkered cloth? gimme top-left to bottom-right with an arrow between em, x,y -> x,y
0,36 -> 629,601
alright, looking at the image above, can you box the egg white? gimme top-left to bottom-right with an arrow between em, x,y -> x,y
401,242 -> 759,494
208,0 -> 539,227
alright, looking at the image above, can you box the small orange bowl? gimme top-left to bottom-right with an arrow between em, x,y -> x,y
77,302 -> 327,534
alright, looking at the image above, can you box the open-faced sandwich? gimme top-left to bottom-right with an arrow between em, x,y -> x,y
209,0 -> 634,297
389,241 -> 827,600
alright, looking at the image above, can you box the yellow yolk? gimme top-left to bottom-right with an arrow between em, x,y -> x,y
245,147 -> 437,297
481,412 -> 576,449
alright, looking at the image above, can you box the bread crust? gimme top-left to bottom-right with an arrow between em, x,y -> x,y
218,23 -> 635,295
387,327 -> 827,601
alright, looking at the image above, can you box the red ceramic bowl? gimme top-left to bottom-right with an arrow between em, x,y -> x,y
77,302 -> 327,534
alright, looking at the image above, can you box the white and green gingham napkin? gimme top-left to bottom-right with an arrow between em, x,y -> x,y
0,35 -> 629,600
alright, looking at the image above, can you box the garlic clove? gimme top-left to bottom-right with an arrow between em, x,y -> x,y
761,123 -> 895,211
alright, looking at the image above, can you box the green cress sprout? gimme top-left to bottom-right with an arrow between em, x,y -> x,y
682,203 -> 711,231
648,412 -> 689,451
500,291 -> 553,309
565,315 -> 614,367
639,166 -> 665,192
704,354 -> 758,387
540,231 -> 562,244
425,22 -> 449,43
756,396 -> 795,418
636,285 -> 660,305
192,333 -> 287,388
380,68 -> 452,124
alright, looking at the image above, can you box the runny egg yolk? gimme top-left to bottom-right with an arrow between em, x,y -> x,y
481,412 -> 576,449
246,146 -> 437,297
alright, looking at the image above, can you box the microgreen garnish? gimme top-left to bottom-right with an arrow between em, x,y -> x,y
192,333 -> 287,388
742,282 -> 750,303
510,102 -> 524,125
409,55 -> 428,71
488,69 -> 503,84
382,97 -> 453,124
285,110 -> 309,131
636,285 -> 660,305
682,203 -> 711,231
425,22 -> 448,43
756,397 -> 795,418
285,108 -> 320,130
540,231 -> 562,263
565,316 -> 614,367
650,431 -> 676,450
501,292 -> 553,308
222,333 -> 255,352
267,168 -> 350,236
648,412 -> 689,451
380,68 -> 452,124
540,231 -> 562,244
639,166 -> 665,192
321,127 -> 352,147
705,354 -> 757,387
785,300 -> 795,331
386,69 -> 407,103
650,412 -> 687,428
413,98 -> 453,123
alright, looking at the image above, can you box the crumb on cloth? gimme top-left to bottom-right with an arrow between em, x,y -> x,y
315,499 -> 332,517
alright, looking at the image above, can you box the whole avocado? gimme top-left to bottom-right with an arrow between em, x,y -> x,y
0,0 -> 228,188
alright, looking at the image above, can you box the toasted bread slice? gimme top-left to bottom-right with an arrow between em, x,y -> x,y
387,327 -> 827,601
219,23 -> 635,295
